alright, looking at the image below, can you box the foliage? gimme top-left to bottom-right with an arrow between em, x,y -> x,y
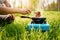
0,11 -> 60,40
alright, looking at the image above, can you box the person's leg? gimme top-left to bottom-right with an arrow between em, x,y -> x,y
0,14 -> 14,25
8,14 -> 15,20
6,14 -> 15,24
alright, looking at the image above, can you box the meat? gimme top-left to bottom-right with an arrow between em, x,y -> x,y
35,12 -> 41,18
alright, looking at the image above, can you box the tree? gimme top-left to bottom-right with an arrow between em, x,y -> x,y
43,0 -> 58,11
57,0 -> 60,11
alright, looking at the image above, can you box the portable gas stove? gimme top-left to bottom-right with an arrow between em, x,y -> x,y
20,12 -> 50,31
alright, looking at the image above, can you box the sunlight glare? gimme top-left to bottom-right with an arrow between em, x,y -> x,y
21,0 -> 30,8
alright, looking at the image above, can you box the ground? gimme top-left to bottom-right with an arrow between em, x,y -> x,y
0,11 -> 60,40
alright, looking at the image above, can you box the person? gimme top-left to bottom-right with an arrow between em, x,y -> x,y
0,0 -> 31,25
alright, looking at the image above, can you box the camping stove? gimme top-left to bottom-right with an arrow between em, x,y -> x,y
20,16 -> 50,31
20,11 -> 50,31
27,18 -> 50,31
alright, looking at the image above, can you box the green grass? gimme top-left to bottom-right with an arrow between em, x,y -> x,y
0,11 -> 60,40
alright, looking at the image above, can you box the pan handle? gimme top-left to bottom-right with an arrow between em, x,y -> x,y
20,16 -> 31,18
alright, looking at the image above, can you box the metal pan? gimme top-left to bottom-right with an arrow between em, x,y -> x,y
20,16 -> 46,24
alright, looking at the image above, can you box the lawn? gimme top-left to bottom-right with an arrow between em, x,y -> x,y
0,11 -> 60,40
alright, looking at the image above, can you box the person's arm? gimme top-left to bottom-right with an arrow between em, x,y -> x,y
0,6 -> 21,13
0,6 -> 31,14
0,0 -> 31,14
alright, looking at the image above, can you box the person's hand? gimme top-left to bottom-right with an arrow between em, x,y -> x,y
20,9 -> 31,14
8,14 -> 15,20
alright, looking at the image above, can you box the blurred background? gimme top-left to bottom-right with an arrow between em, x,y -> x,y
7,0 -> 59,11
